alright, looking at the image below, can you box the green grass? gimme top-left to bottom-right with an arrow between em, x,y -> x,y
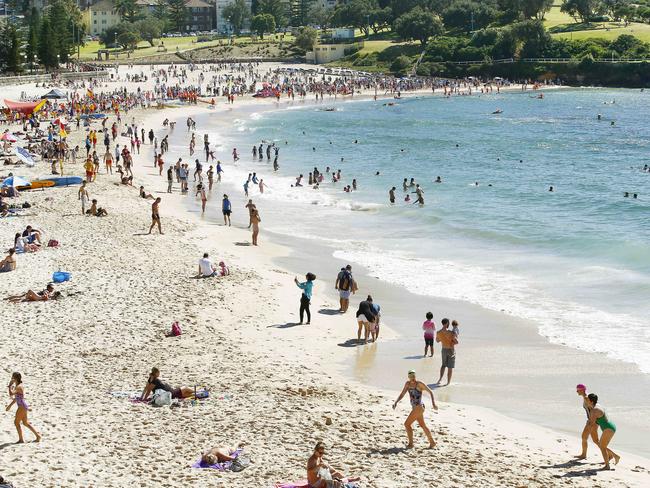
358,40 -> 409,55
544,1 -> 650,42
77,34 -> 295,61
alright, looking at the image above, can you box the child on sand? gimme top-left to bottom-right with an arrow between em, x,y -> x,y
423,312 -> 435,357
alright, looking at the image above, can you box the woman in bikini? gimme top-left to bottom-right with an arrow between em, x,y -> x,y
250,207 -> 261,246
393,370 -> 437,448
140,367 -> 194,401
6,372 -> 41,443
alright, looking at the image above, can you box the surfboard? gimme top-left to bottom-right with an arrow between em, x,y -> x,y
34,176 -> 83,187
17,180 -> 55,190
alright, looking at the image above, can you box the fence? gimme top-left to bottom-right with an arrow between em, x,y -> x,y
0,70 -> 110,87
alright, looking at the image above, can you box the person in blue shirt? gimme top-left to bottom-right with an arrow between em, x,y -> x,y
295,273 -> 316,325
222,194 -> 232,226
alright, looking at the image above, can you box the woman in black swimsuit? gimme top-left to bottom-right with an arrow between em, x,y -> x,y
393,370 -> 438,448
140,367 -> 194,401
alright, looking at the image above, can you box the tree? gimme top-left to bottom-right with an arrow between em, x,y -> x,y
251,13 -> 276,38
331,0 -> 377,36
442,0 -> 498,32
135,17 -> 163,46
257,0 -> 287,27
223,0 -> 250,34
38,17 -> 58,68
390,55 -> 411,74
369,7 -> 392,34
307,3 -> 331,27
294,25 -> 318,51
394,7 -> 444,46
115,0 -> 141,22
561,0 -> 598,23
0,22 -> 23,73
522,0 -> 555,20
100,22 -> 141,49
26,7 -> 40,62
167,0 -> 187,32
153,0 -> 170,31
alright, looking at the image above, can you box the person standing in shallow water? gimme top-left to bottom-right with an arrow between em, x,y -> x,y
393,370 -> 437,449
436,318 -> 457,385
295,273 -> 316,324
6,372 -> 41,443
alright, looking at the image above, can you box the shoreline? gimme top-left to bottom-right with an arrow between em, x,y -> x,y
1,65 -> 649,486
145,87 -> 650,459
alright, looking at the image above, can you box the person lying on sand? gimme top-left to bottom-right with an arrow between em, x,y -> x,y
201,443 -> 245,464
140,367 -> 194,401
307,442 -> 360,488
7,284 -> 61,303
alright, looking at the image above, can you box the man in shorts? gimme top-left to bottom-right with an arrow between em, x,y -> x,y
435,318 -> 458,386
335,265 -> 356,313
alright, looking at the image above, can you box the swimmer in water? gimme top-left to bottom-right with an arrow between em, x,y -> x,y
549,186 -> 554,192
435,176 -> 442,183
389,187 -> 396,204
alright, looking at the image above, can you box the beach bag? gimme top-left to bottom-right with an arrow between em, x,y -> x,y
231,454 -> 251,472
171,321 -> 182,336
152,389 -> 172,407
47,239 -> 59,248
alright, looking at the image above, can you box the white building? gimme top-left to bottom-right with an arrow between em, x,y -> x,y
215,0 -> 252,34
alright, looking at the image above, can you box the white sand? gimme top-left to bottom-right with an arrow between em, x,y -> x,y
1,65 -> 649,487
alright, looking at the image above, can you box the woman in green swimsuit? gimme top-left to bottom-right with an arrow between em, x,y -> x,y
587,393 -> 620,469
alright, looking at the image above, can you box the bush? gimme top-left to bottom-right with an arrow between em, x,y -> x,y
391,55 -> 412,74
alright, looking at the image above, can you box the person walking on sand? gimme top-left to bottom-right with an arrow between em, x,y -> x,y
393,370 -> 437,449
435,318 -> 457,385
575,384 -> 606,460
586,393 -> 621,469
148,198 -> 163,234
78,181 -> 90,216
167,166 -> 174,193
423,312 -> 435,357
222,194 -> 232,226
250,207 -> 261,246
335,265 -> 356,313
295,273 -> 316,325
6,372 -> 41,443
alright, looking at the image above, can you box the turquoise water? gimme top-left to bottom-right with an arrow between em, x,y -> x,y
203,89 -> 650,373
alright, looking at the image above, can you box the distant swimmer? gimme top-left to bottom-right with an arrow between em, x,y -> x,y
611,121 -> 615,126
354,140 -> 358,144
389,187 -> 396,204
597,114 -> 602,120
409,178 -> 416,187
403,178 -> 408,191
405,194 -> 411,202
455,144 -> 459,148
624,192 -> 629,197
549,186 -> 554,192
375,171 -> 381,176
435,176 -> 442,183
633,193 -> 638,198
474,182 -> 479,186
312,147 -> 316,151
492,109 -> 503,114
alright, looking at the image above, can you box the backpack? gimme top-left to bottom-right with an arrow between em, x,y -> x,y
339,270 -> 351,291
47,239 -> 60,248
171,321 -> 182,337
152,389 -> 172,407
230,454 -> 251,472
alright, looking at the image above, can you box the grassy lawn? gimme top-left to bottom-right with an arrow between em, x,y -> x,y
77,34 -> 294,61
358,40 -> 409,55
544,1 -> 650,42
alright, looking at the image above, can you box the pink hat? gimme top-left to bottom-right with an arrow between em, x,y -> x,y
576,384 -> 586,391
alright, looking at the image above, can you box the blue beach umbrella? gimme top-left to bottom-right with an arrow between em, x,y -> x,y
1,175 -> 30,187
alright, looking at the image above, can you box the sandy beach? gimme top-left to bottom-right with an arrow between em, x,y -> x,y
1,64 -> 649,487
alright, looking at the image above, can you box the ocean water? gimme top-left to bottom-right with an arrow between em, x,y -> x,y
196,89 -> 650,374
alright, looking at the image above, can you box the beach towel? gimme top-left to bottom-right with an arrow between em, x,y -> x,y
274,481 -> 309,488
192,448 -> 243,471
